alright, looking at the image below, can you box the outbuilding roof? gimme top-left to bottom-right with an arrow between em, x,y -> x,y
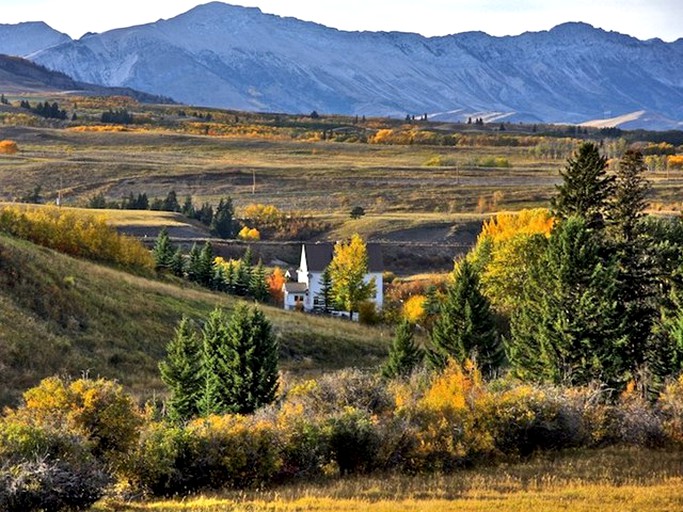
302,242 -> 383,273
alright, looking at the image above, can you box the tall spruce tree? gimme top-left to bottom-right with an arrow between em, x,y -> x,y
152,227 -> 174,270
316,265 -> 334,313
608,150 -> 657,382
198,242 -> 215,288
197,308 -> 230,416
235,248 -> 253,296
427,259 -> 502,376
186,244 -> 202,283
211,197 -> 235,239
159,317 -> 203,422
190,306 -> 279,416
382,320 -> 423,379
249,259 -> 269,302
170,247 -> 185,277
551,142 -> 614,229
508,217 -> 624,387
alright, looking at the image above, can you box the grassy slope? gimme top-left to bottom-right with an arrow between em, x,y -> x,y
0,233 -> 389,406
98,447 -> 683,511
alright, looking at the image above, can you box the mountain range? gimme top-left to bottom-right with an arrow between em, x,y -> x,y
1,2 -> 682,130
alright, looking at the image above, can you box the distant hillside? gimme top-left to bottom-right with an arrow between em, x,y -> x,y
6,2 -> 680,130
0,54 -> 173,103
0,232 -> 388,406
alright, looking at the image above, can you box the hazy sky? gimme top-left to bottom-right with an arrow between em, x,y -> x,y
2,0 -> 682,41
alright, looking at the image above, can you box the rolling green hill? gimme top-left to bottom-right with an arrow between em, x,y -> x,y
0,232 -> 389,406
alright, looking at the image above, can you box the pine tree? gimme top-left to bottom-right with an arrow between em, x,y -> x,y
170,248 -> 185,277
211,197 -> 235,239
181,195 -> 195,218
508,217 -> 624,387
249,259 -> 269,302
235,247 -> 253,296
427,259 -> 502,376
551,142 -> 614,229
196,306 -> 279,415
162,190 -> 181,212
382,320 -> 423,379
186,243 -> 202,283
197,308 -> 229,416
608,150 -> 657,382
152,227 -> 175,271
159,317 -> 203,422
221,305 -> 279,414
198,242 -> 215,288
316,265 -> 334,313
609,150 -> 650,243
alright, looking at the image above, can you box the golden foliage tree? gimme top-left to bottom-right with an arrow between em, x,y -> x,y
329,234 -> 376,319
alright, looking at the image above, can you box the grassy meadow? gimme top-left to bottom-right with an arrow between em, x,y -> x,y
0,232 -> 390,406
97,448 -> 683,511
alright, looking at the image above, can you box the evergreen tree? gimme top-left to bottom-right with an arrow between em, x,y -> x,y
198,242 -> 215,288
427,259 -> 502,376
608,150 -> 657,382
609,150 -> 650,243
159,317 -> 203,422
382,320 -> 423,379
197,308 -> 230,416
551,142 -> 614,229
508,217 -> 624,387
211,197 -> 235,239
170,247 -> 185,277
196,202 -> 214,226
249,259 -> 269,302
162,190 -> 181,212
196,306 -> 279,415
152,227 -> 175,271
220,305 -> 279,414
181,195 -> 195,218
186,243 -> 202,283
316,265 -> 334,313
235,247 -> 253,296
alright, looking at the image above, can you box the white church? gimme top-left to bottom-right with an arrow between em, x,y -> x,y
283,242 -> 383,315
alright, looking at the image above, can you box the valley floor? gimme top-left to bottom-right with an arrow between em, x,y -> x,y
97,447 -> 683,512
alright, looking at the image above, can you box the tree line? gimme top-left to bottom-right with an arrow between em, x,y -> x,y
384,142 -> 683,395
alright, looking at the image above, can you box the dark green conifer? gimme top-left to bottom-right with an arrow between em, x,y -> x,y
382,320 -> 423,379
508,217 -> 623,387
249,259 -> 269,302
170,247 -> 185,277
427,259 -> 502,376
198,242 -> 215,288
211,197 -> 235,239
551,142 -> 614,229
186,243 -> 201,283
159,317 -> 203,422
152,227 -> 174,271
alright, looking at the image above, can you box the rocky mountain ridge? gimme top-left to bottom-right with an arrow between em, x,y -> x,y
1,2 -> 681,129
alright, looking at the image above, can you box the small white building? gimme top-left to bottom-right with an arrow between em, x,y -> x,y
283,242 -> 383,314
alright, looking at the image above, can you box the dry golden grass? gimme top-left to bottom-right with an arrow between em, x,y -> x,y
97,448 -> 683,512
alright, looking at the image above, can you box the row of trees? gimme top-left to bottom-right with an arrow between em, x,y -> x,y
384,143 -> 683,393
89,191 -> 237,239
19,100 -> 68,120
153,231 -> 268,301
